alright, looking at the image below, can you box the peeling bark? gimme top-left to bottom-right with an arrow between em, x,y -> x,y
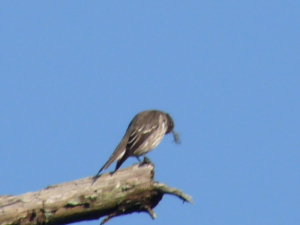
0,164 -> 192,225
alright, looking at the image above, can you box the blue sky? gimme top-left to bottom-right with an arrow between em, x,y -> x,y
1,1 -> 299,225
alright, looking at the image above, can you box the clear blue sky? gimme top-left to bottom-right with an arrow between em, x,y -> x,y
1,1 -> 299,225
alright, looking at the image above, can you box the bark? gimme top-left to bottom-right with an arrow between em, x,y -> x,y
0,163 -> 192,225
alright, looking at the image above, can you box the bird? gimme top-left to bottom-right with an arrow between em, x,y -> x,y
94,110 -> 180,177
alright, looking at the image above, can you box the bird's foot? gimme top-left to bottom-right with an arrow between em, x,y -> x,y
139,156 -> 154,167
136,156 -> 141,162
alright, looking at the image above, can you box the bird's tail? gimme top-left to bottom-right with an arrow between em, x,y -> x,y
95,135 -> 129,176
95,151 -> 122,177
92,134 -> 129,186
91,156 -> 118,186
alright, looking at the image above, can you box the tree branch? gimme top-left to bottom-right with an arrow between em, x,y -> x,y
0,163 -> 192,225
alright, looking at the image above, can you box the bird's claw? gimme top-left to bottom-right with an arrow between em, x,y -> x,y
139,156 -> 154,167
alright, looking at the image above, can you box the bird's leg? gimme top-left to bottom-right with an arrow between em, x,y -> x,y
139,156 -> 154,167
136,156 -> 141,162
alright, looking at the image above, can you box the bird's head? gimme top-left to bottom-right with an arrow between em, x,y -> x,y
165,113 -> 174,134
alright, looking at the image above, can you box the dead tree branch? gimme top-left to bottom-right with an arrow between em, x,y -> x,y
0,163 -> 192,225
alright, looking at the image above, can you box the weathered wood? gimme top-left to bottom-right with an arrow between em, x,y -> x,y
0,163 -> 192,225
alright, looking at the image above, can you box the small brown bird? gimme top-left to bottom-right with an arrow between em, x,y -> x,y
95,110 -> 180,176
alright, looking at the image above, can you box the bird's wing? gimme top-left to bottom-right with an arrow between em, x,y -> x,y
126,117 -> 160,154
113,111 -> 161,172
113,122 -> 159,171
95,110 -> 162,176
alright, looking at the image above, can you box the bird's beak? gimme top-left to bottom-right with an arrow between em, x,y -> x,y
172,130 -> 181,144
